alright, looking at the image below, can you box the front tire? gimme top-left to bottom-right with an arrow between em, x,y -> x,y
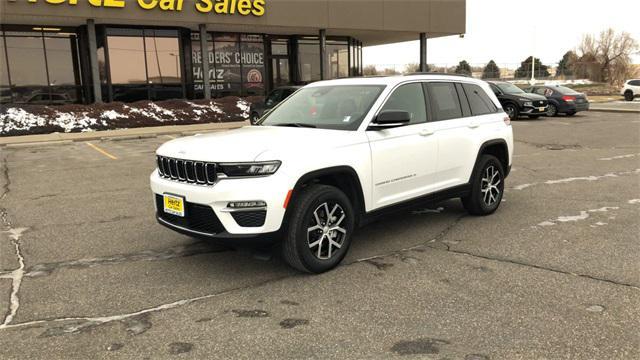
624,91 -> 634,102
281,185 -> 355,273
250,112 -> 260,125
462,155 -> 505,216
504,103 -> 519,120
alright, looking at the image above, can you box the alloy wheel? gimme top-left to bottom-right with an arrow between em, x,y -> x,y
307,202 -> 347,260
481,165 -> 501,206
505,105 -> 516,119
547,104 -> 557,117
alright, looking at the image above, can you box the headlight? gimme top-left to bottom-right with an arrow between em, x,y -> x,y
523,101 -> 533,107
220,161 -> 281,177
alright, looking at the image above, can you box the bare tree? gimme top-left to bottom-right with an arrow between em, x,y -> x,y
576,29 -> 638,85
363,65 -> 378,76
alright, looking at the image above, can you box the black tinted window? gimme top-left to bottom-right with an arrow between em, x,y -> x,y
462,84 -> 498,116
629,80 -> 640,86
381,83 -> 427,125
427,83 -> 463,121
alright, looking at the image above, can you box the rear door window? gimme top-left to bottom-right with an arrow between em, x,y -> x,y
380,83 -> 427,125
427,82 -> 463,121
461,83 -> 497,116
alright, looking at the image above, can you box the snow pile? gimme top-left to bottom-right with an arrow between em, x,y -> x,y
0,96 -> 261,137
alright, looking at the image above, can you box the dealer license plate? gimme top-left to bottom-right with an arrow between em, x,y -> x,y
538,107 -> 546,112
163,194 -> 184,217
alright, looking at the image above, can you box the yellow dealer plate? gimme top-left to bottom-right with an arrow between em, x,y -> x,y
163,194 -> 184,217
539,107 -> 546,112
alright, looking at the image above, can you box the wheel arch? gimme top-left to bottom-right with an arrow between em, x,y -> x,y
284,166 -> 366,227
470,139 -> 510,181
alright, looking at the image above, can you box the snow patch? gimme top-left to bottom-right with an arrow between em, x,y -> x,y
598,153 -> 640,161
236,99 -> 250,119
536,206 -> 619,228
628,199 -> 640,204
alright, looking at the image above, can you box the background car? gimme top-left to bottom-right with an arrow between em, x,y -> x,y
488,81 -> 548,120
621,79 -> 640,101
23,92 -> 72,105
249,86 -> 301,124
525,85 -> 589,117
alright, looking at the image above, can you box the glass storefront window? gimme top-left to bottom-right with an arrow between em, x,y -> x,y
191,32 -> 215,98
145,33 -> 181,85
0,38 -> 10,103
298,39 -> 320,82
45,36 -> 77,86
214,40 -> 241,96
107,35 -> 147,85
326,41 -> 349,79
241,40 -> 265,95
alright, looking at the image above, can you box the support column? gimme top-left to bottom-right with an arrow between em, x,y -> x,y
419,33 -> 428,73
199,24 -> 211,100
86,19 -> 102,103
319,29 -> 326,80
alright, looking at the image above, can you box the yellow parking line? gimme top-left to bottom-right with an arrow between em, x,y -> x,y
85,142 -> 118,160
164,134 -> 177,139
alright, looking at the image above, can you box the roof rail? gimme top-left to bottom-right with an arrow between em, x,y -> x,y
404,72 -> 470,78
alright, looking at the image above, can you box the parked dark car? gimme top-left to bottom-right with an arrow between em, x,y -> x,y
488,81 -> 548,120
524,85 -> 589,116
250,86 -> 301,124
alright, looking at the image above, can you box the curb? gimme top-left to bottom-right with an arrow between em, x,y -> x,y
5,140 -> 74,148
588,108 -> 640,114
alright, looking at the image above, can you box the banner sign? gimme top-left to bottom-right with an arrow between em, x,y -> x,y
19,0 -> 266,16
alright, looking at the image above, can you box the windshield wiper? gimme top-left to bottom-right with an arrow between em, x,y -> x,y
272,123 -> 317,128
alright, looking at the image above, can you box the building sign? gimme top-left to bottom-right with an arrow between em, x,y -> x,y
20,0 -> 266,16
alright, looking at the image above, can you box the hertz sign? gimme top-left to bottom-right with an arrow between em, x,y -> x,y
22,0 -> 266,16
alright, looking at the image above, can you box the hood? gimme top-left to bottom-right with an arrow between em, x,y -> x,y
513,92 -> 547,101
156,126 -> 362,162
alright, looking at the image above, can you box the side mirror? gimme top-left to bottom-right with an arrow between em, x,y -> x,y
369,110 -> 411,129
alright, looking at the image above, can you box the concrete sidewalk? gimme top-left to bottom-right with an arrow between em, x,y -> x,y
0,121 -> 248,147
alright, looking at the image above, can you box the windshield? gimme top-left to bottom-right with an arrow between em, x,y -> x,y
260,85 -> 386,130
496,83 -> 525,94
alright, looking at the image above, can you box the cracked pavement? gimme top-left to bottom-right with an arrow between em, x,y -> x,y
0,111 -> 639,359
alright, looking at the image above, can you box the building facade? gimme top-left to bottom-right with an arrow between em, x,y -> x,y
0,0 -> 466,105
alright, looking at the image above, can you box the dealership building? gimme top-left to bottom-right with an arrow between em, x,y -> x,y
0,0 -> 465,105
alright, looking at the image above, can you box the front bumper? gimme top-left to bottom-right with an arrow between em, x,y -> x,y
150,170 -> 291,238
521,105 -> 548,115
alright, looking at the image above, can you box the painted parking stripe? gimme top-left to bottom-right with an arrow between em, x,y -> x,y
85,142 -> 118,160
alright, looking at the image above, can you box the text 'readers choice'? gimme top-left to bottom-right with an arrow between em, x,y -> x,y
23,0 -> 266,17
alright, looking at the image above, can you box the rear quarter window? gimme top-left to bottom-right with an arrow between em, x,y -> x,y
427,82 -> 463,121
462,83 -> 498,116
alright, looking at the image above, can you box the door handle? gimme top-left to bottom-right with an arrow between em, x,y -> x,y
419,128 -> 435,136
468,121 -> 480,129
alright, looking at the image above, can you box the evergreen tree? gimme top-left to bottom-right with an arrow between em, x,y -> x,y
514,56 -> 550,78
454,60 -> 472,76
556,51 -> 578,77
481,60 -> 501,79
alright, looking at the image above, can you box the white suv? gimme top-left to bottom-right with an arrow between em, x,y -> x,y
150,75 -> 513,273
621,79 -> 640,101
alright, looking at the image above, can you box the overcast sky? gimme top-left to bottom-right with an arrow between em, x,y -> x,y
363,0 -> 640,69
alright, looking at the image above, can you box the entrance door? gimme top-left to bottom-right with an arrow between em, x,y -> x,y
271,57 -> 290,88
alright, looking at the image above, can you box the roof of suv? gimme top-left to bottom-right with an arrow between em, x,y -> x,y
306,74 -> 489,88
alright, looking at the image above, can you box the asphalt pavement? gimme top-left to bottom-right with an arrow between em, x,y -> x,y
1,111 -> 639,359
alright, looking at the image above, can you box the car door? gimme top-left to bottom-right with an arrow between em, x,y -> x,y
366,82 -> 439,208
425,82 -> 477,189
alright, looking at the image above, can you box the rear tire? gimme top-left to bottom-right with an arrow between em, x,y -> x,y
546,104 -> 558,117
281,185 -> 355,273
462,155 -> 505,216
624,91 -> 634,102
566,111 -> 576,116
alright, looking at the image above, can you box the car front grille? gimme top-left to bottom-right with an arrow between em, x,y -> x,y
157,155 -> 217,185
155,195 -> 225,235
231,210 -> 267,227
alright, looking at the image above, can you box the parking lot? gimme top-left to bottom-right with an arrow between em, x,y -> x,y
0,111 -> 639,359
